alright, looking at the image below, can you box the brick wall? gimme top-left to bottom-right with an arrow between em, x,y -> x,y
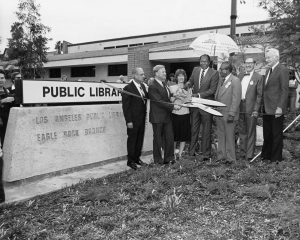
127,38 -> 195,79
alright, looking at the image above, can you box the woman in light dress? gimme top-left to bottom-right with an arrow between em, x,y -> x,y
170,69 -> 191,159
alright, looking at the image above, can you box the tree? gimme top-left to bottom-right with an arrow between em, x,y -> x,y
258,0 -> 300,75
7,0 -> 51,79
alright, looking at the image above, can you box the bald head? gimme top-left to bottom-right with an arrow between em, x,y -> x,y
132,67 -> 145,83
245,58 -> 256,73
219,61 -> 233,78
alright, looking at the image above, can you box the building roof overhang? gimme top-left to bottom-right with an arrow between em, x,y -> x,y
44,54 -> 127,67
148,35 -> 273,61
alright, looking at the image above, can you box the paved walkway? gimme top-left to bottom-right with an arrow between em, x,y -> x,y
4,154 -> 152,204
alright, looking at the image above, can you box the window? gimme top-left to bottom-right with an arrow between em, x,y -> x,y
108,64 -> 127,76
71,66 -> 95,77
49,68 -> 61,78
144,41 -> 158,45
116,45 -> 128,48
104,46 -> 115,49
129,43 -> 143,47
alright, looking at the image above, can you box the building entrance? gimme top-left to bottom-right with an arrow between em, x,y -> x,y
170,62 -> 199,79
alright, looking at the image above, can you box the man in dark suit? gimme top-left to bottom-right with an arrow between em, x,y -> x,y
215,62 -> 241,163
0,144 -> 5,203
186,54 -> 219,160
148,65 -> 180,164
238,58 -> 263,161
262,48 -> 289,163
7,72 -> 21,94
122,67 -> 148,170
0,144 -> 4,203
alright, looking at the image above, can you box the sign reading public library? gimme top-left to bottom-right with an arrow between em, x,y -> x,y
21,80 -> 126,104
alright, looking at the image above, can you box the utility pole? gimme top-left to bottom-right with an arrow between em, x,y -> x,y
230,0 -> 237,39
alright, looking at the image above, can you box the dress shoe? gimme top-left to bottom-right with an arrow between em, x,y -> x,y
136,159 -> 146,166
223,159 -> 234,165
163,160 -> 175,165
127,162 -> 137,170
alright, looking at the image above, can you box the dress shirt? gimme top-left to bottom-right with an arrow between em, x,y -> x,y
199,68 -> 208,84
265,62 -> 279,85
198,68 -> 208,98
155,78 -> 164,87
223,73 -> 231,85
132,80 -> 145,98
241,71 -> 253,99
155,78 -> 170,97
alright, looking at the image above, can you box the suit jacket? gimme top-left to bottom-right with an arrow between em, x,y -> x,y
238,71 -> 263,113
122,81 -> 147,125
263,64 -> 289,114
215,74 -> 242,120
188,67 -> 219,99
148,79 -> 173,123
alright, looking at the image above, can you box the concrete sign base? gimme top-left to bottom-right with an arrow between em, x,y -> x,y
3,104 -> 153,182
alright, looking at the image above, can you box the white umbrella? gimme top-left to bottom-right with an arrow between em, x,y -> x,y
189,33 -> 240,59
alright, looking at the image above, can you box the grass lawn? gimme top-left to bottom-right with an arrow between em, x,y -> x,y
1,139 -> 300,239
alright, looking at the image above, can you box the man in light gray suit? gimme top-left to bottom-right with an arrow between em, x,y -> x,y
215,62 -> 242,163
238,58 -> 263,161
186,54 -> 219,160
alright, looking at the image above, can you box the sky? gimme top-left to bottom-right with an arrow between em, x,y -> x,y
0,0 -> 269,52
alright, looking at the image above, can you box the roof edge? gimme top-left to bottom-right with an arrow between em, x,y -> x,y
68,20 -> 270,47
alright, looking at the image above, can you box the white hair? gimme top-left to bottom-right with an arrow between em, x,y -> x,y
266,48 -> 280,58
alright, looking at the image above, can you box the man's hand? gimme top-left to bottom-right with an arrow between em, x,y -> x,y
275,107 -> 282,118
227,114 -> 234,123
1,97 -> 14,103
127,122 -> 133,128
173,104 -> 181,111
251,111 -> 258,118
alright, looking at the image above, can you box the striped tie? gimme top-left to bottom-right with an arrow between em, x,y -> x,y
199,69 -> 205,88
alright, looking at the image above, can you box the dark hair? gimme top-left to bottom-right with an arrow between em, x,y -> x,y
174,69 -> 187,83
11,72 -> 20,80
169,73 -> 175,78
221,61 -> 233,73
199,54 -> 211,62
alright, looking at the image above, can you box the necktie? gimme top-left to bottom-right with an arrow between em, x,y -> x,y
265,68 -> 272,85
269,68 -> 273,75
163,83 -> 170,98
220,77 -> 225,86
199,69 -> 205,88
139,85 -> 145,98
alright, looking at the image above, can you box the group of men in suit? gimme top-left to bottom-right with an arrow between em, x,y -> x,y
122,65 -> 181,170
122,47 -> 289,170
190,49 -> 288,164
